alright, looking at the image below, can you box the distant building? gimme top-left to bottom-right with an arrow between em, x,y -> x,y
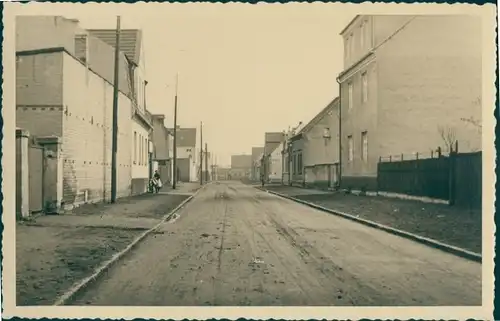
337,15 -> 482,191
251,147 -> 264,181
199,150 -> 212,182
262,132 -> 284,183
216,167 -> 231,180
151,114 -> 173,184
230,154 -> 252,179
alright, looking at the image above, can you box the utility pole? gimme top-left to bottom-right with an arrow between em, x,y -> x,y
172,74 -> 179,189
110,16 -> 121,203
200,121 -> 203,185
205,143 -> 208,182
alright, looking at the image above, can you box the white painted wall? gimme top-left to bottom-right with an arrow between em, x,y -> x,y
177,146 -> 198,182
268,147 -> 283,182
132,120 -> 150,179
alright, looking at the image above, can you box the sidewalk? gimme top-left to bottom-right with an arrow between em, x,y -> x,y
262,185 -> 481,254
16,182 -> 201,306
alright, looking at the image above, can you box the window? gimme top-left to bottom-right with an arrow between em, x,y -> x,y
141,135 -> 144,165
361,72 -> 368,103
134,131 -> 137,163
348,82 -> 353,110
348,135 -> 354,162
293,154 -> 297,174
298,153 -> 303,174
323,127 -> 330,138
139,135 -> 142,165
361,132 -> 368,162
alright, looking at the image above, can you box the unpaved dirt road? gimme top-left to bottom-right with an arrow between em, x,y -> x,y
71,181 -> 481,306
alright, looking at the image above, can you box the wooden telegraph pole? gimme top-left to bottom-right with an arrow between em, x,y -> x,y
111,16 -> 121,203
200,122 -> 203,185
205,143 -> 208,182
172,74 -> 179,189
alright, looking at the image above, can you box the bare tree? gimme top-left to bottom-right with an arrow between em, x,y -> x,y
437,125 -> 457,153
460,116 -> 482,130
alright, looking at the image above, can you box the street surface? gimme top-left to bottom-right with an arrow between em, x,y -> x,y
71,181 -> 481,306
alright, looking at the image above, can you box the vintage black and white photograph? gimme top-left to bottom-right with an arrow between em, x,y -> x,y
2,1 -> 496,320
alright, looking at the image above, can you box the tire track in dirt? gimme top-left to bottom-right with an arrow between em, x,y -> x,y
253,190 -> 396,305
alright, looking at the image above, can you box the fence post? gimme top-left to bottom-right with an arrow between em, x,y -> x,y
448,142 -> 457,206
401,153 -> 404,161
16,129 -> 30,219
37,136 -> 64,214
438,147 -> 442,158
376,157 -> 380,195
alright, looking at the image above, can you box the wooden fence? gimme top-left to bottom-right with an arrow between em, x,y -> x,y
377,147 -> 481,208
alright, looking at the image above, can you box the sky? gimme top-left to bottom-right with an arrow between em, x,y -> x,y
14,3 -> 356,166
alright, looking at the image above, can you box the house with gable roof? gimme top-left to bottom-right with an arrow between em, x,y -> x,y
262,132 -> 285,183
170,127 -> 198,182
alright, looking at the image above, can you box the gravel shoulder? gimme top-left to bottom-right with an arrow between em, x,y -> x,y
16,188 -> 195,306
264,185 -> 482,253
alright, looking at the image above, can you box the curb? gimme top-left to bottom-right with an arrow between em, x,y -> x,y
53,184 -> 208,306
258,187 -> 482,263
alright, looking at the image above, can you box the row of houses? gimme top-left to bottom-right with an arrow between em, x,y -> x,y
251,14 -> 482,206
15,16 -> 204,218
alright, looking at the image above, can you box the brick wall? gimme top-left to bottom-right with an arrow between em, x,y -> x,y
376,15 -> 482,156
62,52 -> 132,204
16,52 -> 64,107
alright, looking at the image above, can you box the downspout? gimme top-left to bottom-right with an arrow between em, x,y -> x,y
336,77 -> 342,189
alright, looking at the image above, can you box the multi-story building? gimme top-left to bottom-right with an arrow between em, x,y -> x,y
16,16 -> 140,206
86,28 -> 153,195
337,15 -> 482,191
